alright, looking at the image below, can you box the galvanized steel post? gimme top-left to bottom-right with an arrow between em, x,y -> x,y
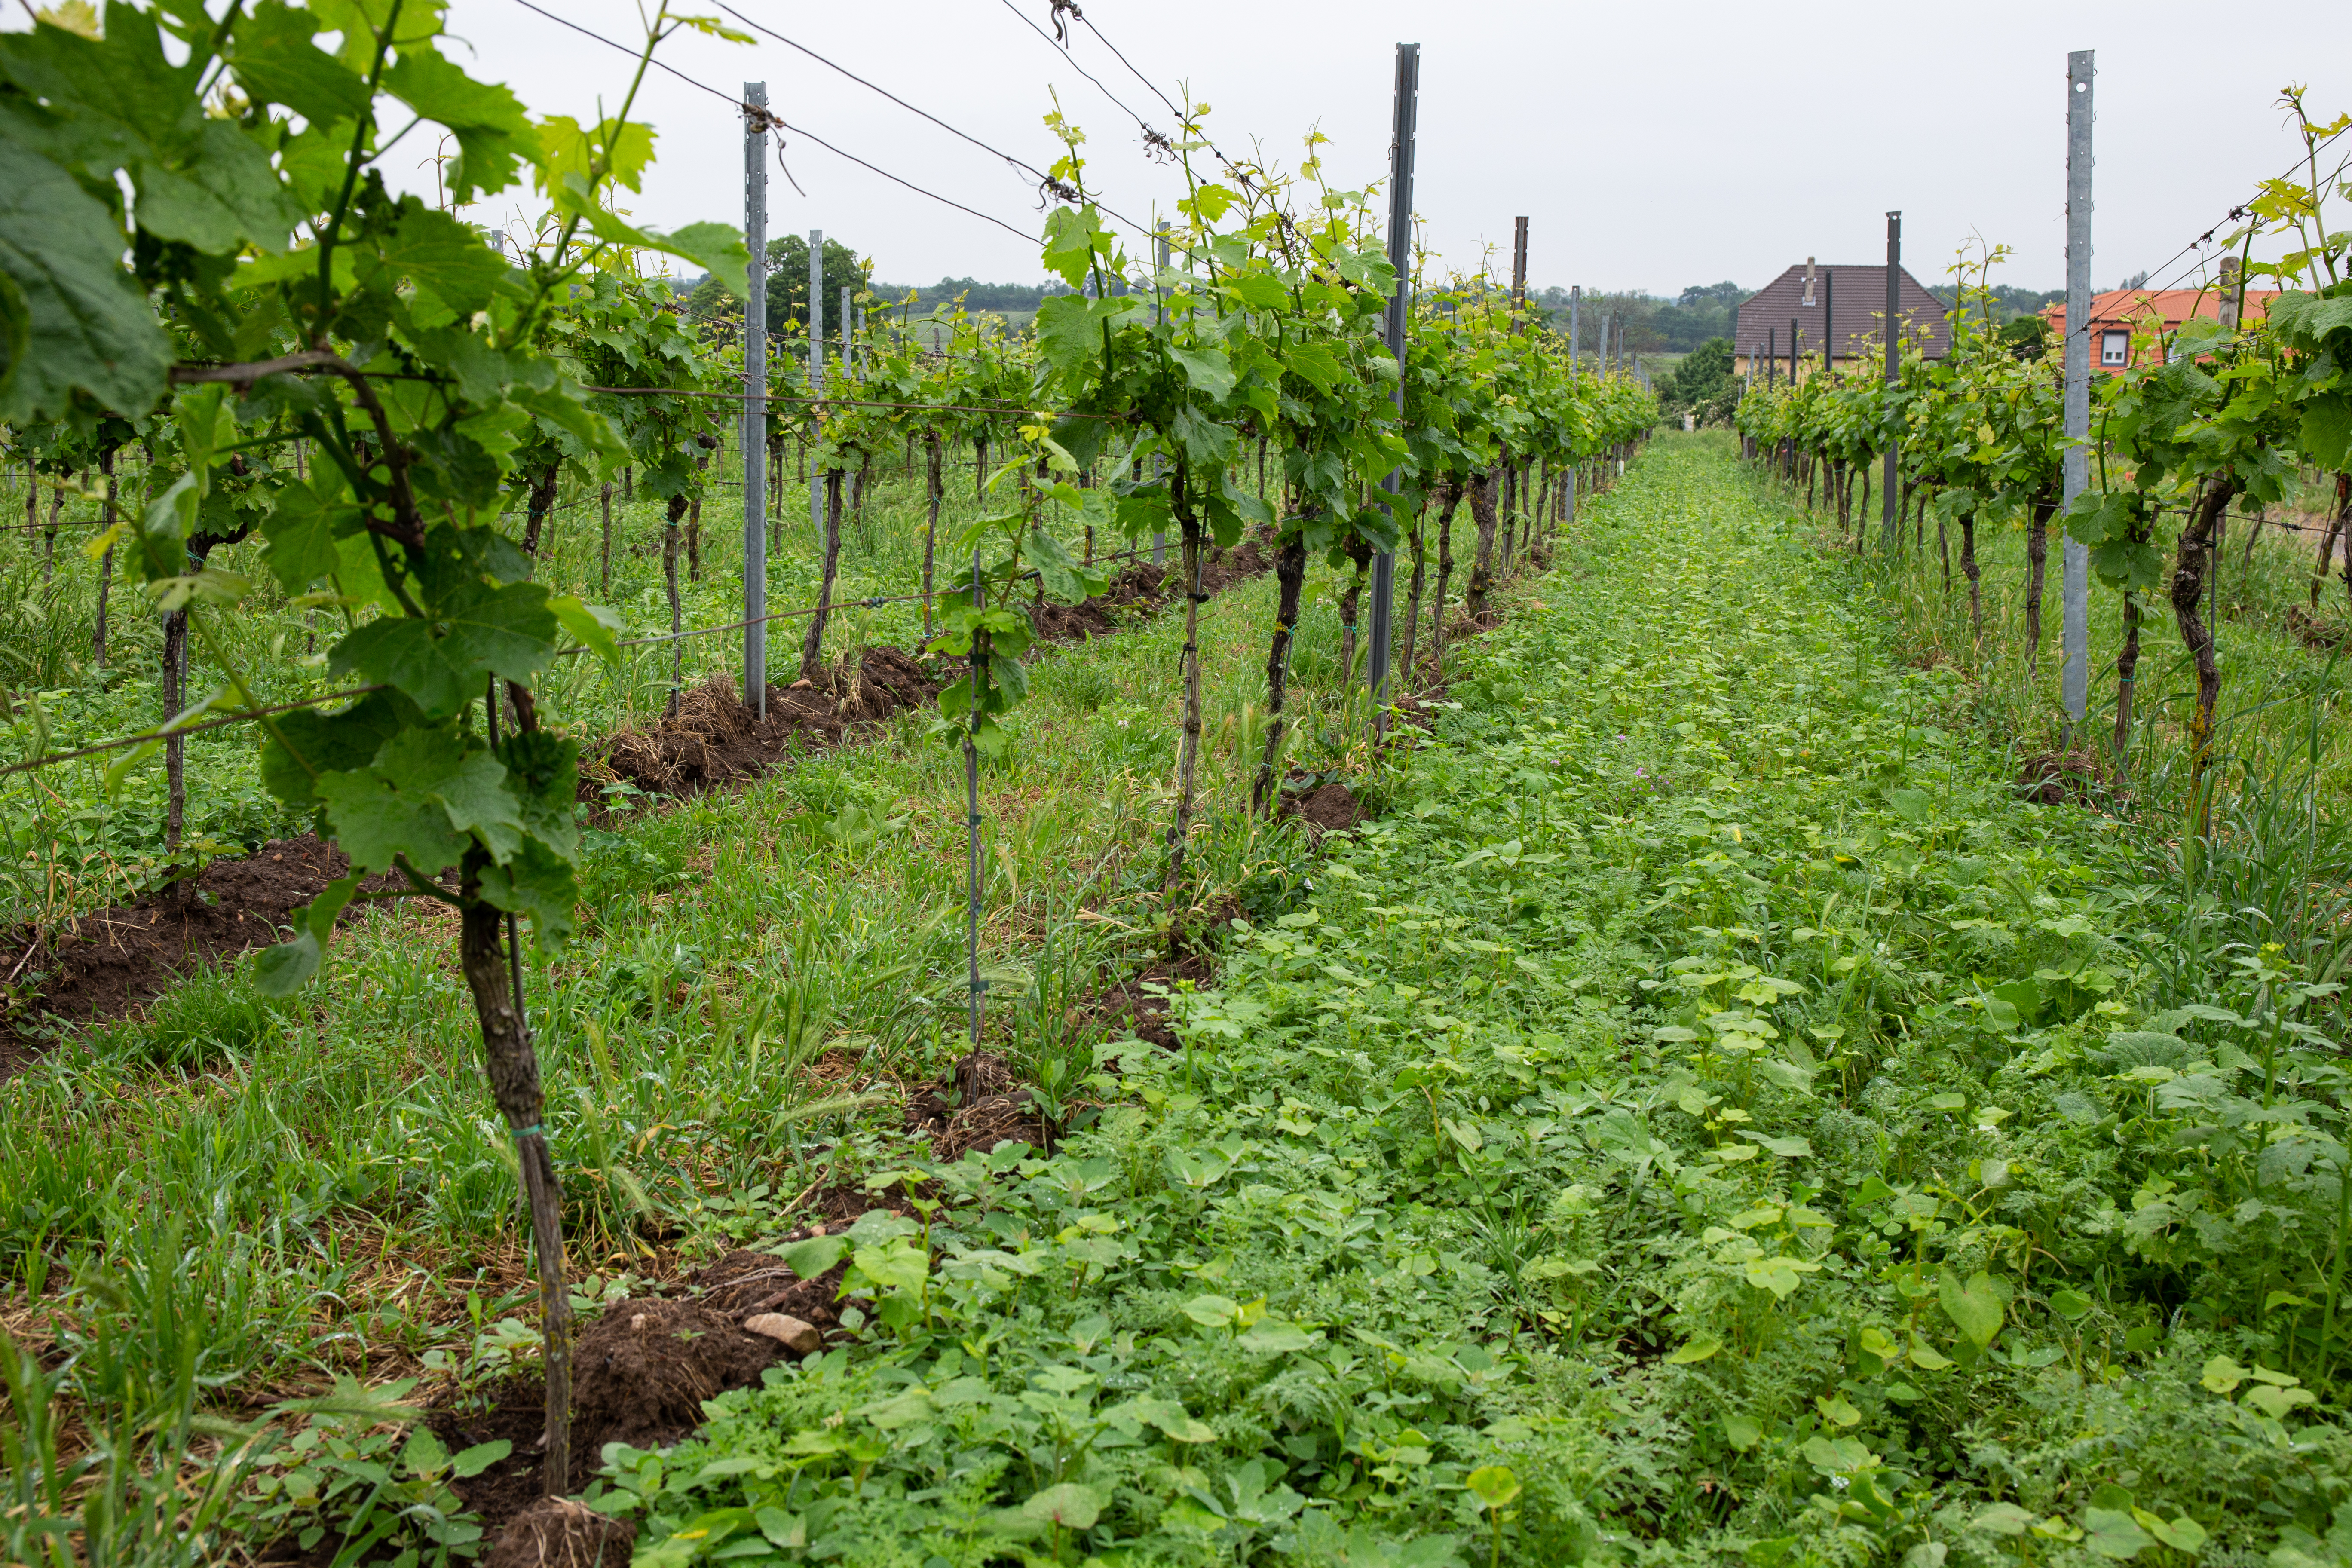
1369,40 -> 1419,720
2061,50 -> 2096,729
1881,211 -> 1902,547
742,84 -> 768,718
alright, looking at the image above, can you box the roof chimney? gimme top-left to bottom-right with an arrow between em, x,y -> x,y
1802,257 -> 1816,307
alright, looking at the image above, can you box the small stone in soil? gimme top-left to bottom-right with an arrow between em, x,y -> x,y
743,1312 -> 822,1355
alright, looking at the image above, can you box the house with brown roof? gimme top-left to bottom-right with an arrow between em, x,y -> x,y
2041,286 -> 2279,374
1733,259 -> 1951,380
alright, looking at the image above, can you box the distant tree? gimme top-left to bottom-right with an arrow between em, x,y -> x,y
871,277 -> 1088,312
1659,336 -> 1738,426
1926,282 -> 2064,326
765,233 -> 872,333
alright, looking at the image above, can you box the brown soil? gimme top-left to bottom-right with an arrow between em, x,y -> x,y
903,1050 -> 1052,1159
1028,541 -> 1273,644
1086,950 -> 1219,1051
1283,780 -> 1365,836
2018,750 -> 2107,806
585,647 -> 939,811
482,1498 -> 636,1568
572,1298 -> 784,1461
428,1233 -> 872,1528
0,835 -> 413,1081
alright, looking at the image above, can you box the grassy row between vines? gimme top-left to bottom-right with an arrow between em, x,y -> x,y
0,441 -> 1339,926
1772,454 -> 2352,823
574,434 -> 2352,1566
0,478 -> 1421,1413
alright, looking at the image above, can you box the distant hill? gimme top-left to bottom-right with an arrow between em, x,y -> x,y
873,278 -> 1095,313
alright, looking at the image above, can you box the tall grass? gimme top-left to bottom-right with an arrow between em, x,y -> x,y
0,478 -> 1448,1406
1750,447 -> 2352,996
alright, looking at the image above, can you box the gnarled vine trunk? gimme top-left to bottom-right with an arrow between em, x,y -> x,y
1337,533 -> 1372,685
1251,529 -> 1309,816
1164,460 -> 1207,903
800,469 -> 843,685
1464,472 -> 1499,623
521,461 -> 558,556
456,840 -> 571,1499
2312,474 -> 2350,612
663,493 -> 687,717
598,480 -> 613,595
1400,496 -> 1428,678
2171,475 -> 2241,826
923,435 -> 943,642
2025,493 -> 2053,674
1960,512 -> 1982,642
2114,590 -> 2141,772
1430,480 -> 1461,676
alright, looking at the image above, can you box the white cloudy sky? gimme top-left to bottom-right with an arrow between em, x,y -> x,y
422,0 -> 2352,298
38,0 -> 2351,297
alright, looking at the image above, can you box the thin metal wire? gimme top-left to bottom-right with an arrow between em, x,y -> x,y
0,541 -> 1177,780
503,0 -> 1041,244
0,686 -> 386,778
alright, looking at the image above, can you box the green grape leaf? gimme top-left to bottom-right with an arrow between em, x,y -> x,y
2301,393 -> 2352,470
362,201 -> 510,318
1169,345 -> 1237,401
260,472 -> 355,592
260,690 -> 414,809
328,582 -> 557,718
382,43 -> 534,204
227,0 -> 374,126
371,729 -> 525,859
1039,205 -> 1108,288
0,134 -> 171,423
656,220 -> 750,300
316,766 -> 469,879
252,874 -> 359,995
475,836 -> 579,951
1034,294 -> 1135,376
497,730 -> 580,860
1282,343 -> 1345,393
1222,270 -> 1289,312
134,119 -> 302,255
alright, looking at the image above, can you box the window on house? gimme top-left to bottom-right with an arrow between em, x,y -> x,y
2101,330 -> 2129,366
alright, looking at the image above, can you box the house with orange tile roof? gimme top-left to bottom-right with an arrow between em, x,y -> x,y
2042,285 -> 2278,374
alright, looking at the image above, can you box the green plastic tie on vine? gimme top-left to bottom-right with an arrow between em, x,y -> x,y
511,1124 -> 544,1139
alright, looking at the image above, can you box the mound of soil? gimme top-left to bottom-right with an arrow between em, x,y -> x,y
902,1050 -> 1051,1158
570,1298 -> 784,1464
1025,541 -> 1272,645
587,647 -> 938,809
689,1246 -> 848,1331
0,835 -> 395,1078
1088,951 -> 1219,1051
482,1498 -> 635,1568
1283,780 -> 1365,836
2018,750 -> 2107,806
432,1247 -> 856,1527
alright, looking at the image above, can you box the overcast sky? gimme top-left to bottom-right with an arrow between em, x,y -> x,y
42,1 -> 2351,298
420,0 -> 2352,299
